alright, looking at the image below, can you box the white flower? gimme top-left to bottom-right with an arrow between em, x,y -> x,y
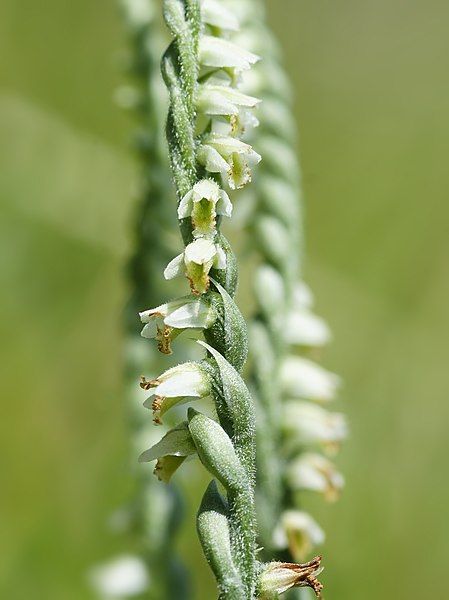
139,422 -> 197,482
164,238 -> 226,294
254,264 -> 286,315
199,35 -> 259,72
281,356 -> 341,403
283,401 -> 348,454
284,307 -> 331,347
198,134 -> 261,189
197,85 -> 260,117
89,555 -> 149,599
287,453 -> 345,502
178,179 -> 232,236
121,0 -> 154,29
293,281 -> 314,309
259,556 -> 323,599
284,281 -> 331,346
201,0 -> 239,31
140,362 -> 211,424
139,295 -> 217,354
273,510 -> 325,561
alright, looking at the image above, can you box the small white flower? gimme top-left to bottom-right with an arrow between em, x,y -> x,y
164,238 -> 226,294
259,556 -> 323,599
201,0 -> 240,31
293,281 -> 315,309
281,356 -> 340,403
254,264 -> 286,315
287,453 -> 345,502
139,295 -> 217,354
89,554 -> 149,599
197,84 -> 260,117
178,179 -> 232,236
121,0 -> 154,29
284,307 -> 331,347
139,422 -> 197,482
198,134 -> 261,189
199,35 -> 259,72
283,401 -> 348,454
140,362 -> 211,424
273,510 -> 325,561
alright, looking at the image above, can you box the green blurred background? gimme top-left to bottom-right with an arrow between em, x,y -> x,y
1,0 -> 448,598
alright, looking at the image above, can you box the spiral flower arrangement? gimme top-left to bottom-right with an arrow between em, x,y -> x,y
222,0 -> 347,576
133,1 -> 325,598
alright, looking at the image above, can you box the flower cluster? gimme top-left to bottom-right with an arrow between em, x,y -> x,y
160,1 -> 261,297
139,0 -> 262,350
227,5 -> 347,579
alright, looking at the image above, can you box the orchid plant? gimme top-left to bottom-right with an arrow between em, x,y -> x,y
95,0 -> 348,598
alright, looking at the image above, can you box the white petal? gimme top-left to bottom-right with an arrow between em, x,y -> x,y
285,309 -> 332,347
281,356 -> 340,402
163,252 -> 184,280
193,178 -> 220,201
201,0 -> 240,31
184,238 -> 217,265
89,555 -> 149,598
207,134 -> 252,156
140,321 -> 157,339
283,401 -> 348,446
177,190 -> 193,219
151,363 -> 211,398
294,281 -> 314,309
216,189 -> 233,217
198,144 -> 230,174
139,422 -> 196,462
199,35 -> 259,70
214,245 -> 227,270
165,298 -> 214,329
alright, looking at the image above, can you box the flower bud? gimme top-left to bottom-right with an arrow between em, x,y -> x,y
139,294 -> 218,354
139,421 -> 197,482
178,179 -> 232,237
273,510 -> 325,561
198,134 -> 261,190
196,481 -> 243,595
140,362 -> 211,424
282,401 -> 348,454
284,307 -> 331,348
287,452 -> 345,502
188,409 -> 247,491
164,238 -> 227,295
258,556 -> 323,598
281,356 -> 340,403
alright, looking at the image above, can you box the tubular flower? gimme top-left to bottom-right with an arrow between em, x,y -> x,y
284,281 -> 331,347
139,421 -> 197,482
282,401 -> 348,454
89,554 -> 149,599
200,0 -> 239,31
280,356 -> 341,403
286,452 -> 345,502
258,556 -> 324,599
272,510 -> 325,562
198,134 -> 261,189
177,179 -> 232,238
140,362 -> 211,424
199,35 -> 259,73
139,295 -> 218,354
164,238 -> 226,294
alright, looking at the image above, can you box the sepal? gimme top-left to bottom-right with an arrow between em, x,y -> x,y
139,422 -> 197,482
